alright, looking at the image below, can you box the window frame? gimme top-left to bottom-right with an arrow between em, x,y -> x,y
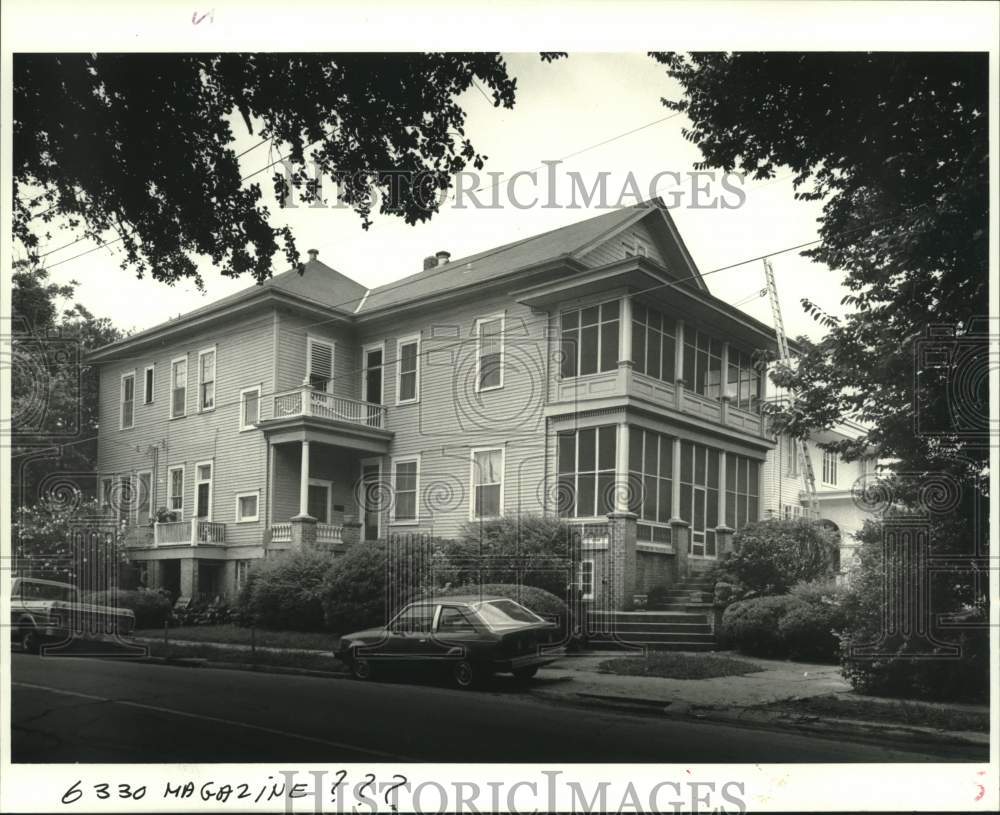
578,559 -> 595,600
786,435 -> 799,476
560,299 -> 621,379
170,355 -> 188,419
822,450 -> 838,486
474,314 -> 505,392
143,364 -> 155,405
469,446 -> 505,521
194,459 -> 214,521
197,346 -> 217,412
556,425 -> 618,519
390,455 -> 421,525
307,478 -> 333,523
395,334 -> 421,405
235,490 -> 261,524
135,469 -> 153,523
120,370 -> 136,430
239,385 -> 261,432
167,464 -> 186,519
306,335 -> 336,394
235,559 -> 252,591
361,340 -> 386,404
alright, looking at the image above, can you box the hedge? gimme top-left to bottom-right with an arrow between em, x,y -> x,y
237,549 -> 333,631
719,595 -> 808,658
85,588 -> 173,629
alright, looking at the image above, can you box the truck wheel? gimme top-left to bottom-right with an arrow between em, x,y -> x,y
513,666 -> 539,680
21,627 -> 41,654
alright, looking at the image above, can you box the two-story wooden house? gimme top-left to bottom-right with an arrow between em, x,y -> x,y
90,200 -> 788,607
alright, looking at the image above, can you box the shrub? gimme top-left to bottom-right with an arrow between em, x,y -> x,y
440,516 -> 574,596
238,549 -> 334,631
172,600 -> 240,627
718,518 -> 839,597
429,582 -> 571,634
85,588 -> 173,629
778,601 -> 846,663
719,595 -> 807,658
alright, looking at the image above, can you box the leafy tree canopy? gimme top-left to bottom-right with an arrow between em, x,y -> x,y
651,52 -> 989,496
14,53 -> 550,287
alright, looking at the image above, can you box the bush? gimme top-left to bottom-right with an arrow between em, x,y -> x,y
718,518 -> 839,598
237,549 -> 334,631
778,601 -> 846,663
440,516 -> 574,596
429,582 -> 571,633
172,599 -> 240,627
719,595 -> 807,658
85,588 -> 173,629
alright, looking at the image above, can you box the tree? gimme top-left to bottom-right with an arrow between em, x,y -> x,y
652,52 -> 988,697
13,53 -> 557,287
12,263 -> 123,509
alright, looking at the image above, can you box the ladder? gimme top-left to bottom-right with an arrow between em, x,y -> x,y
763,257 -> 819,518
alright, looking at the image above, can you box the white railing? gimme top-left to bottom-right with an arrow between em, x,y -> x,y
270,523 -> 292,543
317,523 -> 343,543
153,519 -> 226,546
273,387 -> 387,430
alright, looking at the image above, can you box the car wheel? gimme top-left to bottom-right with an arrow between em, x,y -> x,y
350,658 -> 374,681
21,627 -> 41,654
513,666 -> 539,680
452,659 -> 481,689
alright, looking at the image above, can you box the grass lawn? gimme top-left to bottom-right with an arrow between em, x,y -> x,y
134,624 -> 337,652
765,694 -> 990,733
141,640 -> 347,673
598,653 -> 765,680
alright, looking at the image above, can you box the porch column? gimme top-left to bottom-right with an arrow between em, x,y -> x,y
674,320 -> 685,411
619,295 -> 633,366
719,341 -> 731,425
716,451 -> 736,557
298,440 -> 311,517
615,421 -> 631,513
669,437 -> 690,577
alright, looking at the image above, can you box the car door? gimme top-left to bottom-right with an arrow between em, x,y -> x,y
433,605 -> 482,658
386,604 -> 438,661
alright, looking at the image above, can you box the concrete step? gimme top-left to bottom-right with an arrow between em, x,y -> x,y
588,632 -> 716,643
588,611 -> 708,624
586,621 -> 712,634
581,638 -> 718,653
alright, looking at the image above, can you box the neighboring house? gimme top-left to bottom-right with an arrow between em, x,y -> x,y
90,200 -> 785,608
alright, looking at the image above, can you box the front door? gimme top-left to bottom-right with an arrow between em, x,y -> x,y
361,463 -> 380,541
364,347 -> 383,405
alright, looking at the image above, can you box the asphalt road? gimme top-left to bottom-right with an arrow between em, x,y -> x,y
11,653 -> 973,763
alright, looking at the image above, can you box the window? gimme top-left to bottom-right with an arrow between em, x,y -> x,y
627,427 -> 673,531
622,233 -> 648,258
100,477 -> 113,509
725,452 -> 760,532
822,451 -> 838,485
726,348 -> 762,413
195,461 -> 213,519
136,470 -> 152,523
470,448 -> 504,519
785,435 -> 799,476
437,606 -> 477,634
396,336 -> 420,403
120,372 -> 135,429
390,604 -> 435,633
782,503 -> 803,520
235,560 -> 252,591
235,491 -> 260,523
117,476 -> 133,523
143,365 -> 155,404
557,426 -> 617,518
307,479 -> 332,523
167,466 -> 185,517
578,559 -> 595,600
363,343 -> 384,404
560,300 -> 620,377
240,387 -> 260,431
476,315 -> 504,391
198,347 -> 216,411
307,336 -> 335,393
683,328 -> 723,400
392,457 -> 419,523
680,442 -> 720,557
631,302 -> 676,383
170,356 -> 187,418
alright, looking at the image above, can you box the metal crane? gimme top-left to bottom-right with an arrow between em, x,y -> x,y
763,257 -> 819,518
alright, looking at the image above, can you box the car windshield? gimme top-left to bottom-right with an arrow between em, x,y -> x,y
474,599 -> 543,630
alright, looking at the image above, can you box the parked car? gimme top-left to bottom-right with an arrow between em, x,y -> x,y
10,577 -> 136,653
336,595 -> 562,688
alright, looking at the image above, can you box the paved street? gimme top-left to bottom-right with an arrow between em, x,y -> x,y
10,653 -> 976,763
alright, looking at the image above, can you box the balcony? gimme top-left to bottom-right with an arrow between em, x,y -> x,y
153,519 -> 227,547
273,387 -> 387,430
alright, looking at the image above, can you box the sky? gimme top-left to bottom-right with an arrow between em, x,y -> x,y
29,52 -> 842,342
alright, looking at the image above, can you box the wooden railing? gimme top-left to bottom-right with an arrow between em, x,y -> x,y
273,387 -> 387,430
270,523 -> 292,543
153,519 -> 226,546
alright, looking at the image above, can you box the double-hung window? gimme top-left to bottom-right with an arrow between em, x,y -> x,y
167,466 -> 185,517
476,315 -> 504,391
786,435 -> 800,476
392,457 -> 420,524
396,336 -> 420,403
170,357 -> 187,418
556,426 -> 617,518
120,372 -> 135,429
822,451 -> 838,485
240,386 -> 260,431
198,347 -> 216,411
560,300 -> 619,377
470,448 -> 504,519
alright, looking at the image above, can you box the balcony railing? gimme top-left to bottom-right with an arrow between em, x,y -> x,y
273,387 -> 387,430
317,523 -> 343,543
153,519 -> 226,546
270,522 -> 292,543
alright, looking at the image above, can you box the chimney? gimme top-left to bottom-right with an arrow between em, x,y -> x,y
435,250 -> 451,265
423,255 -> 438,271
306,249 -> 319,261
